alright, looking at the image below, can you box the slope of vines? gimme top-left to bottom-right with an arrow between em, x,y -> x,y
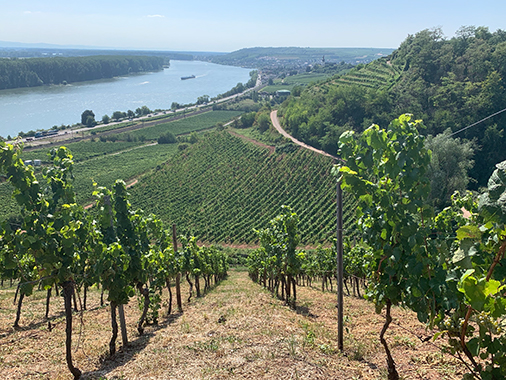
332,58 -> 401,89
129,130 -> 357,245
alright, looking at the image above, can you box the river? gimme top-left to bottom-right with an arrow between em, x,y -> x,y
0,60 -> 252,138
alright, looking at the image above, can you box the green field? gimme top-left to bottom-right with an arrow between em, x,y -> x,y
1,110 -> 243,220
117,110 -> 243,140
22,140 -> 145,163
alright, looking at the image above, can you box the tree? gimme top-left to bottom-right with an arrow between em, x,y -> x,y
196,95 -> 209,105
112,111 -> 126,121
157,132 -> 177,144
425,129 -> 475,210
256,113 -> 271,133
81,110 -> 95,127
135,106 -> 151,117
240,112 -> 255,129
291,86 -> 302,97
102,114 -> 110,124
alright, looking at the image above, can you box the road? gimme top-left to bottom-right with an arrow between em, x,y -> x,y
270,110 -> 339,160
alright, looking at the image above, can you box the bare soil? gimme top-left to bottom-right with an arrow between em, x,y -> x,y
0,271 -> 464,379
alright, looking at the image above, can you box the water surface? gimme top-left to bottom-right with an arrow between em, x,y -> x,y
0,60 -> 252,137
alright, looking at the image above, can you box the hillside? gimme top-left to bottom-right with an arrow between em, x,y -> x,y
279,26 -> 506,188
128,130 -> 356,245
203,47 -> 394,68
0,111 -> 243,221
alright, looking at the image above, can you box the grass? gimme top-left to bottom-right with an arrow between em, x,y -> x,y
0,270 -> 465,379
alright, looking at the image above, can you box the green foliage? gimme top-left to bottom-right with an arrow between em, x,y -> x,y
236,112 -> 255,129
336,114 -> 506,379
255,112 -> 271,133
81,110 -> 96,126
248,206 -> 301,306
136,106 -> 152,117
0,55 -> 164,90
0,137 -> 230,376
118,110 -> 242,141
336,114 -> 434,311
425,129 -> 475,210
157,132 -> 177,144
280,26 -> 506,188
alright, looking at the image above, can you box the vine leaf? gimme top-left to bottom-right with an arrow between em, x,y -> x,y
456,225 -> 482,241
458,270 -> 503,311
478,161 -> 506,223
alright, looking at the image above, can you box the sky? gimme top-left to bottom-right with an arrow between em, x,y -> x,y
0,0 -> 505,52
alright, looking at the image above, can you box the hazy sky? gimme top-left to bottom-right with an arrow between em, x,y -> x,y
0,0 -> 504,52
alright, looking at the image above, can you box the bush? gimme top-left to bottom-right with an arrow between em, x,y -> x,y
158,132 -> 177,144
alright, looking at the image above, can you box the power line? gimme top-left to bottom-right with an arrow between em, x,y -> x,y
449,106 -> 506,137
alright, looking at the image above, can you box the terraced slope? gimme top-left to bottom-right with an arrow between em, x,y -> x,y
333,58 -> 401,89
129,130 -> 356,245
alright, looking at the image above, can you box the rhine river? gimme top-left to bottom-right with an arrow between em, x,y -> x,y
0,60 -> 252,138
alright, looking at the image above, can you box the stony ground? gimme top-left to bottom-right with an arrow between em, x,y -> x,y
0,270 -> 464,379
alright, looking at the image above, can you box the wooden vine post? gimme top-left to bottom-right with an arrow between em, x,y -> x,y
336,179 -> 344,352
173,224 -> 183,312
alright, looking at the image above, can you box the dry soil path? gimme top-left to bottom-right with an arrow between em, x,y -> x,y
270,110 -> 339,160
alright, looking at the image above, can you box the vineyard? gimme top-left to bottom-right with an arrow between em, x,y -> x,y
0,141 -> 229,379
0,143 -> 178,219
22,140 -> 145,163
332,58 -> 401,90
116,110 -> 243,141
128,130 -> 358,245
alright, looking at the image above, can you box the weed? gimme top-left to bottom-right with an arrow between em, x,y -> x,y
299,320 -> 316,347
180,317 -> 191,334
392,335 -> 416,349
319,343 -> 336,355
186,339 -> 220,352
286,335 -> 298,356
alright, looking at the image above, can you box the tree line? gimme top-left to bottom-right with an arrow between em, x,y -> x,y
0,55 -> 165,90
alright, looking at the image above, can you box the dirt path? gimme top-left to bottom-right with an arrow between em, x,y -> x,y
91,271 -> 461,380
270,110 -> 340,161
